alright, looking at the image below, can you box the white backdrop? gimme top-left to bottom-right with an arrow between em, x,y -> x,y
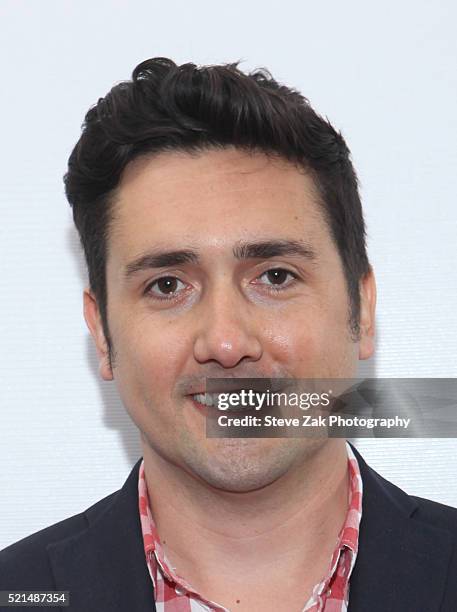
0,0 -> 456,550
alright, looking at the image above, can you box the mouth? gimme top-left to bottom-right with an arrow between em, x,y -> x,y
187,394 -> 221,418
191,392 -> 224,408
187,392 -> 258,417
189,392 -> 231,412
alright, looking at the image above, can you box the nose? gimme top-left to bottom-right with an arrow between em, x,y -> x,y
193,285 -> 263,368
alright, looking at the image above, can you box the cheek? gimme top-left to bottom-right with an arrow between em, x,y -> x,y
269,301 -> 353,374
111,313 -> 189,393
110,317 -> 189,434
263,306 -> 323,368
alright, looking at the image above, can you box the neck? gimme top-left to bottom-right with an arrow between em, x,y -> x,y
142,439 -> 349,589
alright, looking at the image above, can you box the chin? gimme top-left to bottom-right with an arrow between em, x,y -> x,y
184,438 -> 303,493
195,466 -> 283,493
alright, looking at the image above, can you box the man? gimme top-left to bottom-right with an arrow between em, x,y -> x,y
1,57 -> 456,612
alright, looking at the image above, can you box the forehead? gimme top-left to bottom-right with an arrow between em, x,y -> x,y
109,147 -> 328,256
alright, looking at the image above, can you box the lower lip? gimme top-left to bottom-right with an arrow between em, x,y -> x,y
187,396 -> 221,418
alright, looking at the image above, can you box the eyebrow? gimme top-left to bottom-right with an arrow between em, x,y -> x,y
124,239 -> 317,279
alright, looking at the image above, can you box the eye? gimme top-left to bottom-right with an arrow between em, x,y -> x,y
255,268 -> 299,292
144,276 -> 187,301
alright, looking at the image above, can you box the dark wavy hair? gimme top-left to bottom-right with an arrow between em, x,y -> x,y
64,57 -> 370,360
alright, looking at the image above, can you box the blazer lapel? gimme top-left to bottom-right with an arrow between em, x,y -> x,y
47,459 -> 156,612
348,443 -> 453,612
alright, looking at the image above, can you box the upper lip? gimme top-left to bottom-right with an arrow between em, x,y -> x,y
185,379 -> 283,396
187,387 -> 252,395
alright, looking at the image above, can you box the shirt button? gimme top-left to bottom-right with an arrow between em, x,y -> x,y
175,586 -> 185,596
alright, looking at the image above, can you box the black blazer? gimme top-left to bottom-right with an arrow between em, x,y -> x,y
1,443 -> 457,612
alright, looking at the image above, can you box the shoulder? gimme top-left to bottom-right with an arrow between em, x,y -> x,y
0,490 -> 118,589
350,441 -> 457,533
410,493 -> 457,532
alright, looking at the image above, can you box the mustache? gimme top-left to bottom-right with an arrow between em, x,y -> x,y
175,367 -> 293,396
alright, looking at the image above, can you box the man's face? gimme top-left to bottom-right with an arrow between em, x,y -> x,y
85,147 -> 375,492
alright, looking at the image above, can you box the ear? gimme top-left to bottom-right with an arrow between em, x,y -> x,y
83,288 -> 114,381
358,267 -> 377,361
